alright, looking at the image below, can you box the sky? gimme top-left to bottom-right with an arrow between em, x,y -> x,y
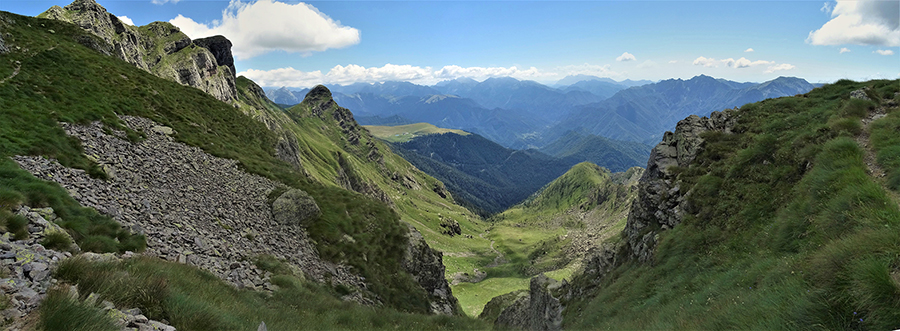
3,0 -> 899,87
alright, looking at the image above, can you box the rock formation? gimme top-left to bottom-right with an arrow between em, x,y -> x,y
624,109 -> 737,262
41,0 -> 237,103
495,274 -> 563,331
401,223 -> 461,316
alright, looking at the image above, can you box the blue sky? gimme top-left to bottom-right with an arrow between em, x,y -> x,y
4,0 -> 898,87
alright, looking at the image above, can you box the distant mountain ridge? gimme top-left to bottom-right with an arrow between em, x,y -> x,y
266,75 -> 815,149
550,75 -> 816,144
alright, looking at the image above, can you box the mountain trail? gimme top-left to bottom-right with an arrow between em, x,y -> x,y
0,62 -> 20,85
481,231 -> 507,268
856,104 -> 900,208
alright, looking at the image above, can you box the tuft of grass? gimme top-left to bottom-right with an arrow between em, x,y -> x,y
41,230 -> 73,252
39,287 -> 118,331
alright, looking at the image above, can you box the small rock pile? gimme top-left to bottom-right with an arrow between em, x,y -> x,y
0,206 -> 72,325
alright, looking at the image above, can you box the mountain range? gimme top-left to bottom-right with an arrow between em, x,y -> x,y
266,74 -> 816,149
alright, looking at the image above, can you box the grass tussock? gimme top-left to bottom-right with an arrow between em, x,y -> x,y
564,79 -> 900,330
51,256 -> 488,330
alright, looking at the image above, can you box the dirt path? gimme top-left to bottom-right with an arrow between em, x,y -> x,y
481,231 -> 507,268
856,98 -> 900,208
0,62 -> 21,85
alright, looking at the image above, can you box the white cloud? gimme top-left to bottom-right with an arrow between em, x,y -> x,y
616,52 -> 636,62
722,57 -> 773,68
820,2 -> 833,13
764,63 -> 796,73
744,48 -> 754,52
170,0 -> 360,60
116,15 -> 134,26
692,56 -> 718,67
151,0 -> 180,4
239,64 -> 554,87
875,49 -> 895,55
694,56 -> 791,73
668,60 -> 678,64
807,0 -> 900,46
840,47 -> 851,53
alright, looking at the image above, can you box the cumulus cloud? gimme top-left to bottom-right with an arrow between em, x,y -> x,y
840,47 -> 851,53
764,63 -> 796,73
807,0 -> 900,46
616,52 -> 636,62
744,48 -> 754,52
151,0 -> 180,4
116,15 -> 134,26
239,64 -> 553,87
170,0 -> 360,59
875,49 -> 895,55
722,57 -> 773,68
693,56 -> 791,72
692,56 -> 718,67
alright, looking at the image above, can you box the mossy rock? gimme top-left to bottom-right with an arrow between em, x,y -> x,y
272,189 -> 321,227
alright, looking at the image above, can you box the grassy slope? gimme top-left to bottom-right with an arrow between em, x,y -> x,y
454,162 -> 640,317
42,256 -> 487,331
564,80 -> 900,330
364,123 -> 470,143
0,11 -> 484,323
234,79 -> 498,309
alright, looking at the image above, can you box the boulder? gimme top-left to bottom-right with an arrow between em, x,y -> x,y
271,189 -> 321,227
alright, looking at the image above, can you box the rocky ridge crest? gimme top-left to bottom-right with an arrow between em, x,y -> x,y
40,0 -> 237,103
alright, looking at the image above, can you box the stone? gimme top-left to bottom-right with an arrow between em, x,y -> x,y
271,189 -> 321,227
151,126 -> 174,135
495,274 -> 563,331
850,87 -> 870,101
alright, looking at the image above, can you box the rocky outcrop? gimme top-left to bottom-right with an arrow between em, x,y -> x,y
439,216 -> 462,237
624,109 -> 738,262
272,189 -> 321,227
12,116 -> 369,301
401,223 -> 460,316
495,274 -> 564,331
0,207 -> 73,327
193,35 -> 235,76
41,0 -> 237,103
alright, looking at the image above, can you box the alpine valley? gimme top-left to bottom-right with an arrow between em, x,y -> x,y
0,1 -> 898,331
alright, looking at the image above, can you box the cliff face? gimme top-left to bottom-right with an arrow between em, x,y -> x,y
623,109 -> 738,262
40,0 -> 237,103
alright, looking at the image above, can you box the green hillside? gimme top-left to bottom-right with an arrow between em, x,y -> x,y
563,79 -> 900,329
0,10 -> 489,327
364,123 -> 470,143
452,162 -> 642,317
